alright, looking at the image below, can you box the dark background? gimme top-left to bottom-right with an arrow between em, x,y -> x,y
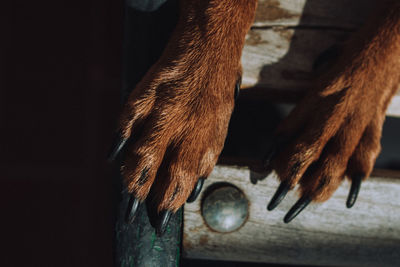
2,0 -> 122,266
2,0 -> 399,266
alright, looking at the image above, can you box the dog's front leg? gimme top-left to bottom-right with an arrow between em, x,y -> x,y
265,1 -> 400,222
109,0 -> 257,235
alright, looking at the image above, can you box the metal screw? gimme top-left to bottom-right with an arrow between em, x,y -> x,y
201,184 -> 249,233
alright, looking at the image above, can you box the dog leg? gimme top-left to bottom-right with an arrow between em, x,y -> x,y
110,0 -> 257,235
266,0 -> 400,222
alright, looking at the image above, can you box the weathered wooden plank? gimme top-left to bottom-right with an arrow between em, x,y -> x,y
183,165 -> 400,267
183,1 -> 400,264
253,0 -> 375,27
241,0 -> 400,117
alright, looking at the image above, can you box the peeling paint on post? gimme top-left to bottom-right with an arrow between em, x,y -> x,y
115,190 -> 182,267
114,1 -> 181,266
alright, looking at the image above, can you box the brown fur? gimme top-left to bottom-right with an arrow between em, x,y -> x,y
119,0 -> 257,212
273,1 -> 400,201
117,0 -> 400,212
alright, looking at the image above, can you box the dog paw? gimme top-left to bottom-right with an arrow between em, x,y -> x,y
109,57 -> 241,234
264,60 -> 396,222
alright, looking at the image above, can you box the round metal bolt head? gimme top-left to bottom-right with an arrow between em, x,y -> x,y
202,185 -> 248,233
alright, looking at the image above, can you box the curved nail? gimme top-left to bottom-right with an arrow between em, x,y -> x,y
107,131 -> 128,162
346,174 -> 363,208
250,176 -> 258,185
263,136 -> 287,170
284,196 -> 311,223
187,178 -> 205,203
263,143 -> 278,169
234,77 -> 242,101
125,195 -> 140,224
155,210 -> 172,237
267,181 -> 291,211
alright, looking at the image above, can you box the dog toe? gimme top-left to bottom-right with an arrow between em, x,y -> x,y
267,90 -> 384,219
344,114 -> 384,207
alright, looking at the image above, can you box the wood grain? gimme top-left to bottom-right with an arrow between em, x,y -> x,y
183,1 -> 400,265
183,165 -> 400,266
241,0 -> 400,117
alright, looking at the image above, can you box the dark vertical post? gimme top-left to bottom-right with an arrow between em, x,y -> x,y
115,192 -> 183,267
114,1 -> 181,266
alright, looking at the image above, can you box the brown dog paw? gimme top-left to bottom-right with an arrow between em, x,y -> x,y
109,54 -> 241,234
265,2 -> 400,221
265,1 -> 400,222
265,52 -> 398,222
108,0 -> 257,235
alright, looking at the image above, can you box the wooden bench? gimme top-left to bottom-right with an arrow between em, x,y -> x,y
183,1 -> 400,266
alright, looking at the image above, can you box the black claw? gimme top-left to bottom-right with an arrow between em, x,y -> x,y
155,210 -> 172,237
284,196 -> 311,223
107,131 -> 128,162
346,174 -> 363,208
263,143 -> 278,169
263,136 -> 287,170
267,181 -> 291,211
187,178 -> 205,203
234,77 -> 242,101
250,176 -> 258,185
125,195 -> 140,224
